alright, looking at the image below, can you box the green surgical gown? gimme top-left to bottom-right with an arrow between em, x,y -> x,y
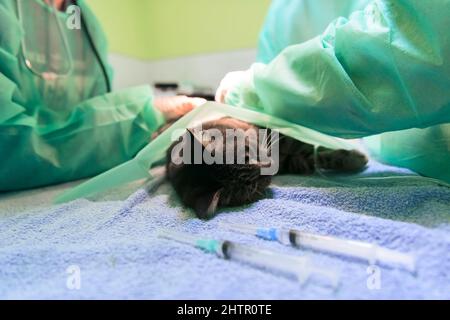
0,0 -> 164,191
225,0 -> 450,183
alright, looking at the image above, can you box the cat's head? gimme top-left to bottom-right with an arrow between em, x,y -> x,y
167,118 -> 275,219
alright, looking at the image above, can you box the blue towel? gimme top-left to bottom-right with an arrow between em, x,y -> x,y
0,161 -> 449,299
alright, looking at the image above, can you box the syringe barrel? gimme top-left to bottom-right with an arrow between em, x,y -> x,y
221,241 -> 339,286
221,241 -> 310,279
288,230 -> 415,271
287,230 -> 378,263
220,223 -> 415,272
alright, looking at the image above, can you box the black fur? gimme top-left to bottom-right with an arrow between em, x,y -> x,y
160,117 -> 368,219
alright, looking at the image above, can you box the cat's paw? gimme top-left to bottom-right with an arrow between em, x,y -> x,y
317,148 -> 369,172
334,149 -> 369,172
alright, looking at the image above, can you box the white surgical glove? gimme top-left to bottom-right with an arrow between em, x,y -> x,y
215,70 -> 251,104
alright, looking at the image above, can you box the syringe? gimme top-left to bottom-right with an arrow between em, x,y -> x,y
220,222 -> 416,273
158,229 -> 339,287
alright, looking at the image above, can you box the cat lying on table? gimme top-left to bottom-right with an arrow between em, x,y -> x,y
153,116 -> 368,220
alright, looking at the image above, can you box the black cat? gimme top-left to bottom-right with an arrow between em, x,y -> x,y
159,117 -> 368,219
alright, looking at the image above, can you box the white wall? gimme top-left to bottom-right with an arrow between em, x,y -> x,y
108,49 -> 257,92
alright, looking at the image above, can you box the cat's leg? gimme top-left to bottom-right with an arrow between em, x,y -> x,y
279,154 -> 316,175
315,147 -> 368,172
277,138 -> 316,175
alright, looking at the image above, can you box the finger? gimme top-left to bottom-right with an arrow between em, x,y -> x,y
215,87 -> 222,102
215,87 -> 227,103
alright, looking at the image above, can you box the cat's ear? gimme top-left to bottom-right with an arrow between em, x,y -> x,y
194,189 -> 222,219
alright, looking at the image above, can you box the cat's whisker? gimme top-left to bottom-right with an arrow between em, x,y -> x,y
264,132 -> 270,146
270,133 -> 287,147
261,129 -> 272,147
266,136 -> 281,149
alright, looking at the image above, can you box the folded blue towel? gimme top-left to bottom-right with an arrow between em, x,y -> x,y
0,161 -> 449,299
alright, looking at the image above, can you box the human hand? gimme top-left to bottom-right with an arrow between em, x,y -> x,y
154,95 -> 206,121
215,71 -> 249,103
